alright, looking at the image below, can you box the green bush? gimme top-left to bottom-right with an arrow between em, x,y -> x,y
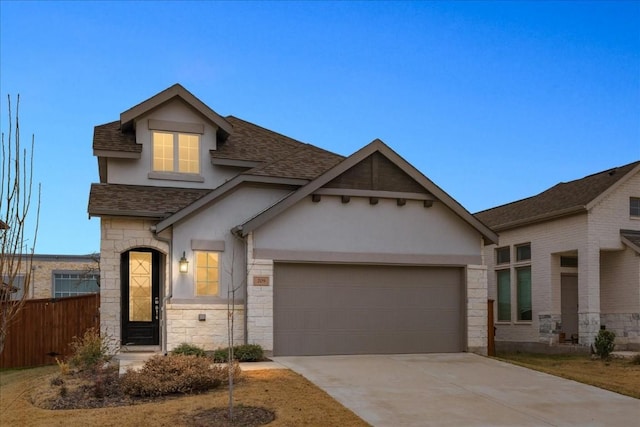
171,342 -> 207,357
68,328 -> 112,371
594,330 -> 616,360
213,344 -> 264,363
120,355 -> 238,397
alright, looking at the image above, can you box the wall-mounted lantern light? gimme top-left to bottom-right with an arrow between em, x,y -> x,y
179,251 -> 189,273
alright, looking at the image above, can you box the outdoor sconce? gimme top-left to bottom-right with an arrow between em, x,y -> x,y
179,251 -> 189,273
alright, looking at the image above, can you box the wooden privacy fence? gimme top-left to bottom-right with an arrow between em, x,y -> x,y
0,293 -> 100,369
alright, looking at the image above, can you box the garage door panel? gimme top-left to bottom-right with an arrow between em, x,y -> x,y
274,263 -> 464,356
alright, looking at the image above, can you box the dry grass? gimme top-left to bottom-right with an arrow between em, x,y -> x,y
496,352 -> 640,399
0,365 -> 369,426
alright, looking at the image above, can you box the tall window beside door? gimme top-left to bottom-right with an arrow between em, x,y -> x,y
495,243 -> 532,322
195,251 -> 219,296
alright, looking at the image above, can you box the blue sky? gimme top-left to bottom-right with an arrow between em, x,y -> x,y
1,1 -> 639,255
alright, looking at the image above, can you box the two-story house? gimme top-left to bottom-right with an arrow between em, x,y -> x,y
88,84 -> 497,356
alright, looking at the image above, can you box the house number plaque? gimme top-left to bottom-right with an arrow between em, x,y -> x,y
253,276 -> 270,286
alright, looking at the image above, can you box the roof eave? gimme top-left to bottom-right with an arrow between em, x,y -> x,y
93,149 -> 141,159
87,209 -> 167,220
488,206 -> 587,232
236,139 -> 499,245
119,84 -> 233,136
586,162 -> 640,210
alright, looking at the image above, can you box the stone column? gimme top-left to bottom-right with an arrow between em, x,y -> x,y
466,265 -> 488,355
578,243 -> 600,346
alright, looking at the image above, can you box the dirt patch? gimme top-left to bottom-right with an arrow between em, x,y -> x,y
186,406 -> 275,426
1,365 -> 369,426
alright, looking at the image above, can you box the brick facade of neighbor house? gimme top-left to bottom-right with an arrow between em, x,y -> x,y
478,161 -> 640,352
18,255 -> 99,300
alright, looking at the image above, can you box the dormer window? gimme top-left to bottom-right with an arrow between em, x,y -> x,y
152,131 -> 200,174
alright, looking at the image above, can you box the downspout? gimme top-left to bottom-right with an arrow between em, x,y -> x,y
231,226 -> 249,345
151,226 -> 172,356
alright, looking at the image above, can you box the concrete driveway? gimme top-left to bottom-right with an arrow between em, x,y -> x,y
273,353 -> 640,426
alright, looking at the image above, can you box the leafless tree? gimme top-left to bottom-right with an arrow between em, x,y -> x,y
0,95 -> 41,355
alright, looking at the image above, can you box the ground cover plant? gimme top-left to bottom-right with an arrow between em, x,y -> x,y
496,351 -> 640,399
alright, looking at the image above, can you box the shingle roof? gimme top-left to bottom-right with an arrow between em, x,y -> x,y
621,229 -> 640,254
213,116 -> 344,180
88,184 -> 210,218
475,161 -> 640,230
93,121 -> 140,153
212,116 -> 305,163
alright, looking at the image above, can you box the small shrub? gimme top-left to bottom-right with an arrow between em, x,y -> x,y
55,358 -> 70,375
171,342 -> 207,357
59,385 -> 68,398
630,354 -> 640,365
234,344 -> 264,362
594,330 -> 616,360
68,328 -> 112,371
120,355 -> 238,397
213,344 -> 264,363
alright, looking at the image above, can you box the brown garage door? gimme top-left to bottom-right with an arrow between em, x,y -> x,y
273,263 -> 464,356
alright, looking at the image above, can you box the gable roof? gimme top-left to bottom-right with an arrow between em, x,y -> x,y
233,139 -> 499,245
120,84 -> 233,138
475,161 -> 640,231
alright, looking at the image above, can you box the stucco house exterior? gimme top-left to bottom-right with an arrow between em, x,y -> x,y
88,84 -> 498,356
476,161 -> 640,352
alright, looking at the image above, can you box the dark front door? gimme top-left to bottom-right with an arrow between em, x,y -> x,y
121,249 -> 160,346
561,274 -> 579,341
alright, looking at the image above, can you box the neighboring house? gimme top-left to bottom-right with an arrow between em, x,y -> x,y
4,254 -> 100,300
476,162 -> 640,352
88,84 -> 498,356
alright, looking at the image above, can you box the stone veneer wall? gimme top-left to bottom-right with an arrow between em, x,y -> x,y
245,233 -> 274,352
601,313 -> 640,350
100,217 -> 168,349
466,265 -> 488,355
166,303 -> 245,351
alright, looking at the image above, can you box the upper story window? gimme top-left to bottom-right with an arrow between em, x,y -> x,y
496,247 -> 510,265
152,131 -> 200,174
631,197 -> 640,217
515,243 -> 531,262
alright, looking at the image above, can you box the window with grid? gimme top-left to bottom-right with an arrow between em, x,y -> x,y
53,272 -> 99,298
496,270 -> 511,321
516,267 -> 532,321
152,131 -> 200,174
631,197 -> 640,217
195,251 -> 219,296
496,247 -> 510,265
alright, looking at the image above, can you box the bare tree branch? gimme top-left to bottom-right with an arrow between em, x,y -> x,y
0,94 -> 41,355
